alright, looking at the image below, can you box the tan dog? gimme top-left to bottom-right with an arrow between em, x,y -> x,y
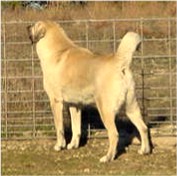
27,21 -> 150,162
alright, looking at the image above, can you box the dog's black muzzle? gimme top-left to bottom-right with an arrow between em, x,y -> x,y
27,25 -> 34,45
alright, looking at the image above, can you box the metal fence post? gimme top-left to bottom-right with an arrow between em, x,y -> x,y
31,43 -> 36,138
3,20 -> 8,139
85,21 -> 89,49
168,18 -> 174,130
112,20 -> 116,53
140,17 -> 146,121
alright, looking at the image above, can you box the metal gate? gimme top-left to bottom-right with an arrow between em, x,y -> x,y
1,18 -> 176,140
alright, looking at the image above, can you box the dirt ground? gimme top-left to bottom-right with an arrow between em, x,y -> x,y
2,136 -> 176,176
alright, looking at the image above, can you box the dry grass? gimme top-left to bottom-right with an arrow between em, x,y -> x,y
2,1 -> 176,21
2,139 -> 176,175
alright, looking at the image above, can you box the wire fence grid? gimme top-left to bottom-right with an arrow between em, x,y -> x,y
1,17 -> 176,140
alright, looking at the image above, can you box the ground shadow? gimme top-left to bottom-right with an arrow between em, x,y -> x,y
63,106 -> 153,155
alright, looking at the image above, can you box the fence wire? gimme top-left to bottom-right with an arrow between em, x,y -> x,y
1,18 -> 176,140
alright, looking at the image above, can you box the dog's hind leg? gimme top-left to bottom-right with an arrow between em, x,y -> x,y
125,88 -> 150,155
67,107 -> 81,150
96,98 -> 119,163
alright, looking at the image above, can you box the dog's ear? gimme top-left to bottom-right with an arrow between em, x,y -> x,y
35,22 -> 46,41
33,22 -> 46,43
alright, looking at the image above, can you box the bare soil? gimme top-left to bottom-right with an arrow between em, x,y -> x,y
2,137 -> 176,175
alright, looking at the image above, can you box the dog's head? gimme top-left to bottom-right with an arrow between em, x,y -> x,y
27,21 -> 46,44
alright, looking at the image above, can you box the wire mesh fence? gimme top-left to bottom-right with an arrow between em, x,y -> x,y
1,18 -> 176,140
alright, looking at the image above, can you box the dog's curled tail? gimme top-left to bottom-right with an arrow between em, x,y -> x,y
116,32 -> 141,68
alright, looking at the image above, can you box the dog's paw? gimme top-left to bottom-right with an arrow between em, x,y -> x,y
67,143 -> 75,150
99,155 -> 114,163
138,147 -> 150,155
54,144 -> 62,151
54,140 -> 66,151
100,155 -> 108,163
67,140 -> 79,150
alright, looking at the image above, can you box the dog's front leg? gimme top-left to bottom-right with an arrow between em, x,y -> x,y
67,107 -> 81,150
51,99 -> 66,151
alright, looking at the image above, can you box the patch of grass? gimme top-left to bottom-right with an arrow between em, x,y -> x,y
2,139 -> 176,175
2,2 -> 176,21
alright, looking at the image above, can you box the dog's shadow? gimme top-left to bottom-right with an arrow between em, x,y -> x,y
64,107 -> 153,156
